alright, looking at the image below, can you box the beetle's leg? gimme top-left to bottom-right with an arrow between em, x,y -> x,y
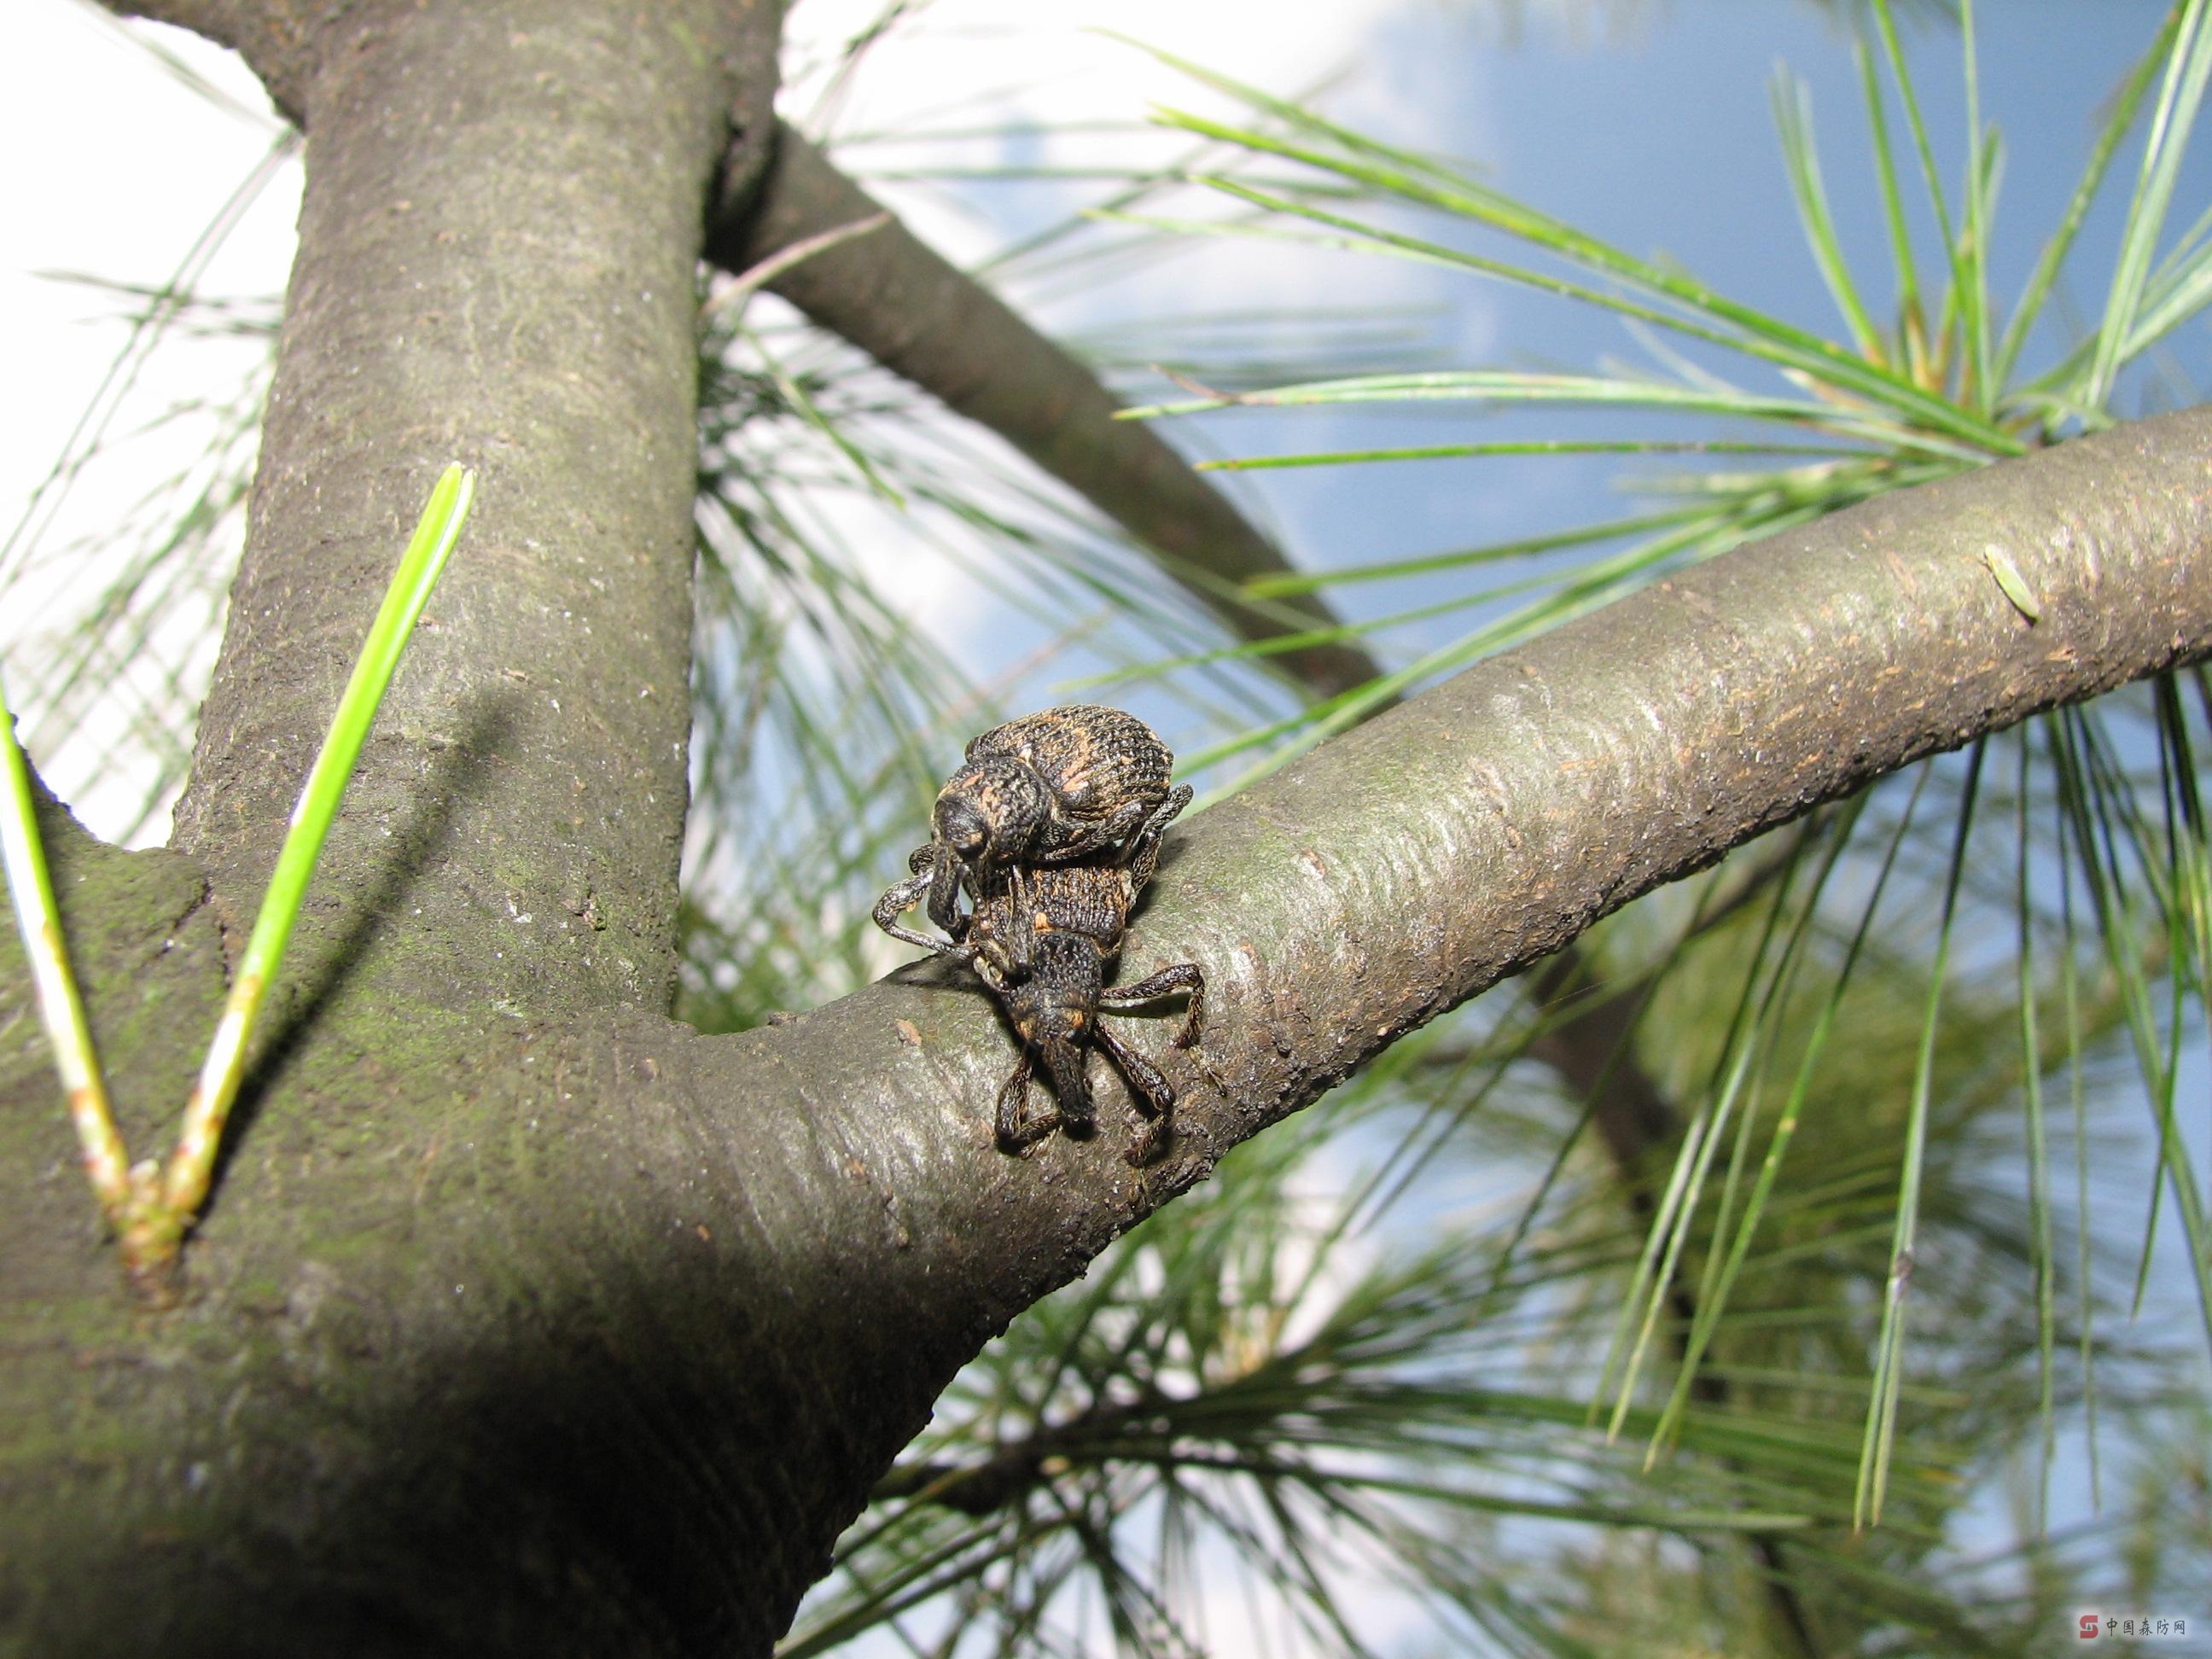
1037,793 -> 1148,865
995,866 -> 1039,984
1035,780 -> 1191,871
1132,783 -> 1193,847
872,867 -> 960,956
1091,1022 -> 1174,1166
1042,784 -> 1191,878
1120,785 -> 1192,894
970,939 -> 1012,993
1100,959 -> 1204,1049
993,1052 -> 1060,1152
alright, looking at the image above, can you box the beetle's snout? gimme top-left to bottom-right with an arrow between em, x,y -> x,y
1041,1034 -> 1093,1121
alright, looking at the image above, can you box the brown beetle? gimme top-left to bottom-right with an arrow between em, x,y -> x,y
873,704 -> 1190,952
967,858 -> 1202,1166
880,798 -> 1202,1163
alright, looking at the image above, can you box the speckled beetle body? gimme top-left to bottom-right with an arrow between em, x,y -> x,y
967,861 -> 1203,1166
872,770 -> 1202,1164
872,703 -> 1191,952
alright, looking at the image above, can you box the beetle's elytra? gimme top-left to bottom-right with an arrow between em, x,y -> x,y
876,704 -> 1190,946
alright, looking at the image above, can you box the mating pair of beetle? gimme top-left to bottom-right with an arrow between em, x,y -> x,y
873,705 -> 1204,1165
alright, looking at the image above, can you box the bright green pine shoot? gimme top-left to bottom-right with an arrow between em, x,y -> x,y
126,463 -> 476,1285
0,672 -> 131,1226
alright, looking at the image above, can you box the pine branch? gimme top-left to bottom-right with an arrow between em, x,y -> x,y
8,405 -> 2206,1655
707,123 -> 1382,701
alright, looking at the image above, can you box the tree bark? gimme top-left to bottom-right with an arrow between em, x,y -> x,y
8,392 -> 2209,1650
9,5 -> 2211,1656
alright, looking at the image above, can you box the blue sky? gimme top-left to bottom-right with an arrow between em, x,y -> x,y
1114,2 -> 2210,659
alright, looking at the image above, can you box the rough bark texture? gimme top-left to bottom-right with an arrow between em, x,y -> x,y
6,402 -> 2209,1654
165,0 -> 783,1035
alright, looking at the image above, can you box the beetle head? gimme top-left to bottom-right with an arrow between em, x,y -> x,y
1016,993 -> 1091,1049
1005,933 -> 1099,1045
933,793 -> 991,861
934,758 -> 1049,868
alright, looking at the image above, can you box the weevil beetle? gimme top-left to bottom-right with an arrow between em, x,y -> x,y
873,704 -> 1190,952
968,860 -> 1203,1166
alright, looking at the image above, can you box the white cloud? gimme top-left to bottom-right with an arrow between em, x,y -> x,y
783,0 -> 1466,323
0,3 -> 291,531
0,2 -> 295,840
